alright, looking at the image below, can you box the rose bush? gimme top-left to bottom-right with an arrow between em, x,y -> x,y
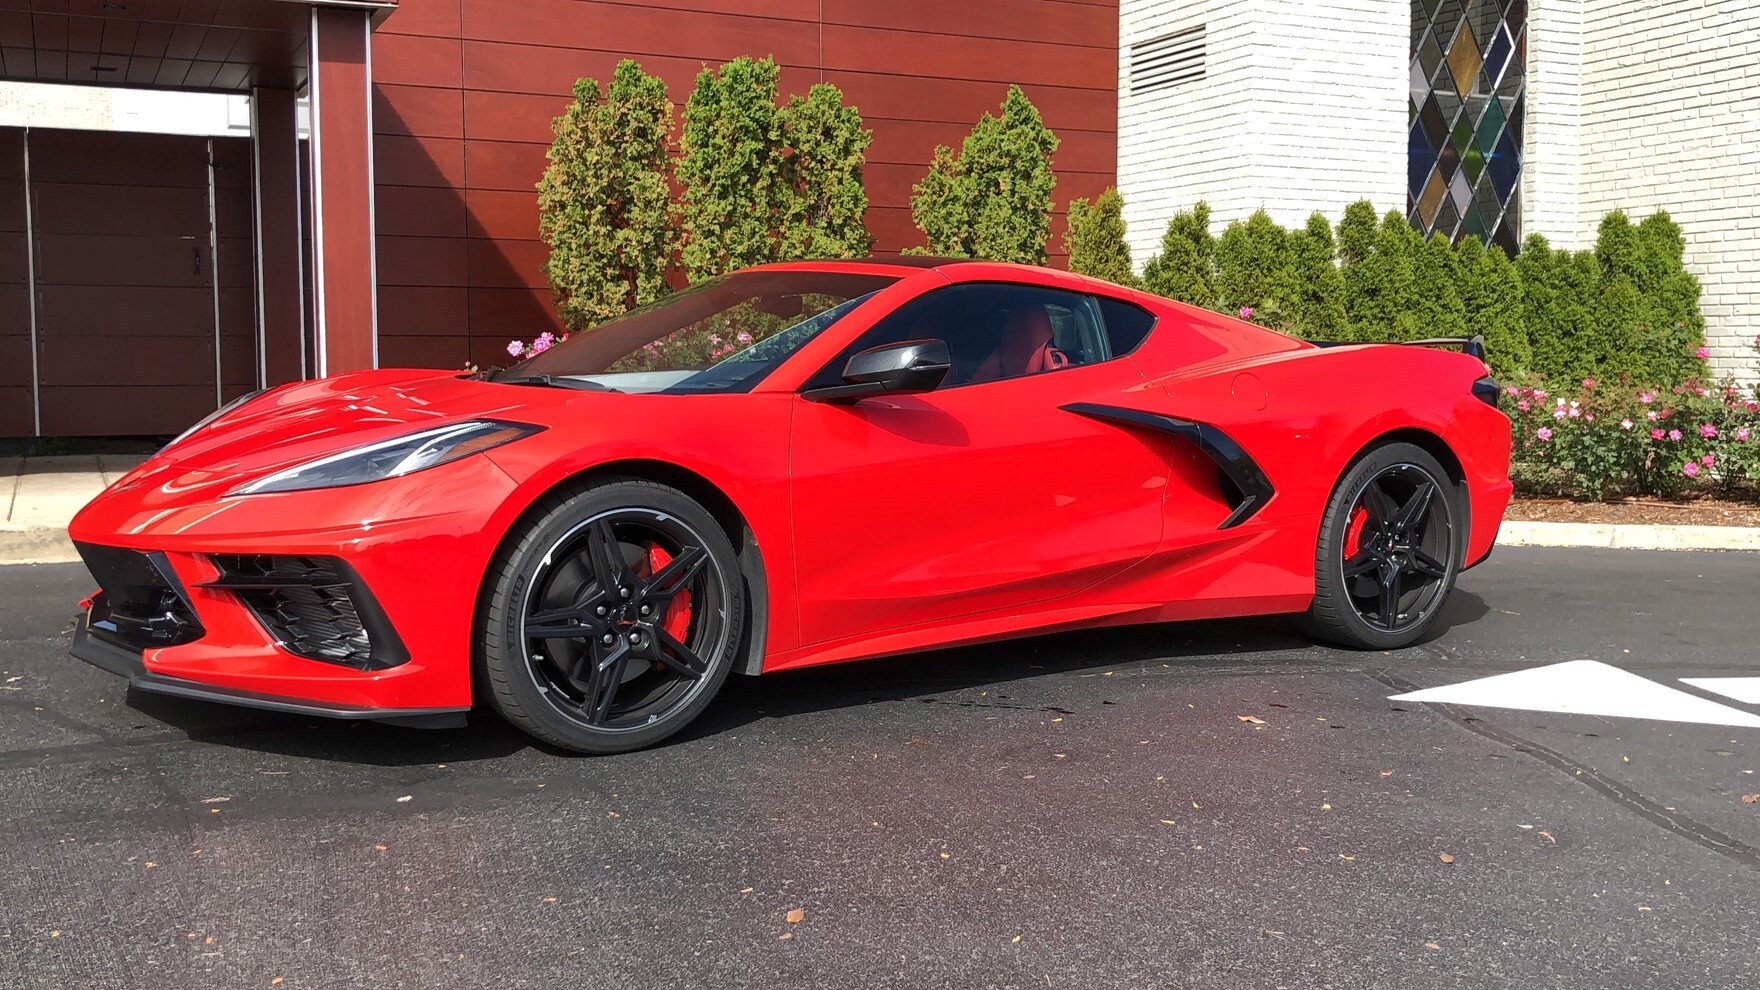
1508,336 -> 1760,499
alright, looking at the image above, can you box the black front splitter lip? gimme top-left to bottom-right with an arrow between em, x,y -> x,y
70,621 -> 469,729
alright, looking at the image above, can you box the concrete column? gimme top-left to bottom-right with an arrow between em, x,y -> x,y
306,6 -> 377,377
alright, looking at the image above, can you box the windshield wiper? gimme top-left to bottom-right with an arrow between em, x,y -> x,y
493,374 -> 619,393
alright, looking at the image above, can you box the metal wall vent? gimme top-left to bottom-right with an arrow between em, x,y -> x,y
1130,25 -> 1206,95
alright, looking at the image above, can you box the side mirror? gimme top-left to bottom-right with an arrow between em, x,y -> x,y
803,339 -> 951,403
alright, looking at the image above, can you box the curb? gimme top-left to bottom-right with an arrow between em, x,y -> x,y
0,525 -> 78,566
1496,520 -> 1760,552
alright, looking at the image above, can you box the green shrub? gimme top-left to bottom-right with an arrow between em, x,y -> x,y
1213,209 -> 1291,325
536,60 -> 675,332
1141,201 -> 1216,306
1285,212 -> 1348,340
1064,188 -> 1138,287
1454,237 -> 1531,379
678,58 -> 874,281
677,56 -> 789,282
778,82 -> 874,262
909,85 -> 1060,264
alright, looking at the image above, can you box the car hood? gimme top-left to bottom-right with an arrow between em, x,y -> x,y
112,369 -> 580,501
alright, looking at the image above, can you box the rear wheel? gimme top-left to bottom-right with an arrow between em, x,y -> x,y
479,479 -> 745,754
1306,443 -> 1461,650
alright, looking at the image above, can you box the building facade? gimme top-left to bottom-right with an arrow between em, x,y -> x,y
0,0 -> 1118,437
1119,0 -> 1759,381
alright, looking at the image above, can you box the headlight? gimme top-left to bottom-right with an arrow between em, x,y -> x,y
164,389 -> 267,451
228,420 -> 543,496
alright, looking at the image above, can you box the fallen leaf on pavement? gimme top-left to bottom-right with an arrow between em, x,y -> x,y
740,887 -> 754,894
785,909 -> 805,924
778,932 -> 793,940
1380,770 -> 1394,777
1339,853 -> 1355,861
200,797 -> 230,804
1191,800 -> 1201,809
373,844 -> 386,852
908,739 -> 927,746
1425,942 -> 1441,951
1159,819 -> 1176,826
395,796 -> 412,803
1740,794 -> 1758,804
1538,831 -> 1556,844
1438,853 -> 1455,864
1237,715 -> 1265,724
1011,935 -> 1022,944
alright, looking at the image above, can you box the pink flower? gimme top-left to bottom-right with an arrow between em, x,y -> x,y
1516,400 -> 1531,412
1536,427 -> 1553,441
1696,387 -> 1710,397
1700,423 -> 1718,438
1683,461 -> 1700,478
1748,401 -> 1759,413
1651,428 -> 1666,440
1238,306 -> 1254,319
1668,429 -> 1683,441
506,339 -> 525,357
1585,413 -> 1595,422
1568,407 -> 1582,418
1701,454 -> 1716,467
1505,385 -> 1519,396
1638,391 -> 1655,404
1620,418 -> 1634,429
1646,410 -> 1659,421
1695,345 -> 1710,359
1534,389 -> 1548,399
1737,427 -> 1752,441
1582,377 -> 1598,389
736,332 -> 753,344
1553,407 -> 1567,420
531,332 -> 556,354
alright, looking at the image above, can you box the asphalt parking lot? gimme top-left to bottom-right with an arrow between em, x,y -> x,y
2,546 -> 1758,989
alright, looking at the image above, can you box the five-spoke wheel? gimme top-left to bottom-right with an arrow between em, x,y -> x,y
1308,443 -> 1461,649
480,480 -> 745,753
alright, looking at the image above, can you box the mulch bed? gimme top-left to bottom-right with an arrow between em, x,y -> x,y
1507,495 -> 1760,528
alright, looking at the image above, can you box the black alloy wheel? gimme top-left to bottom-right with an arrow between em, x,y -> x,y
480,480 -> 745,753
1306,443 -> 1462,649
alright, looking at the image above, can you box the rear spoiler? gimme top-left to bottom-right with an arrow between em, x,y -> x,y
1309,334 -> 1499,406
1308,334 -> 1487,364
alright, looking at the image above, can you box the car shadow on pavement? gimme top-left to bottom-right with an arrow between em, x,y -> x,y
115,590 -> 1490,763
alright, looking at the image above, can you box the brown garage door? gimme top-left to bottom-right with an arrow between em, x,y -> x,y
13,128 -> 257,437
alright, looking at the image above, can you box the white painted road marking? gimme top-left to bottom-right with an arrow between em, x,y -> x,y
1390,660 -> 1760,729
1679,677 -> 1760,706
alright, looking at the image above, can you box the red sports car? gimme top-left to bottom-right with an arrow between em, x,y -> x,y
69,258 -> 1511,753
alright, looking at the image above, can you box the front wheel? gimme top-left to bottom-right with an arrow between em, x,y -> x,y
1305,443 -> 1462,650
478,479 -> 746,754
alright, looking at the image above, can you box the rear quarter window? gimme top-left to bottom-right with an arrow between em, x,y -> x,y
1096,297 -> 1156,356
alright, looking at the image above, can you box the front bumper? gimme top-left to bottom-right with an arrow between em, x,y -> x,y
71,618 -> 467,727
66,450 -> 521,717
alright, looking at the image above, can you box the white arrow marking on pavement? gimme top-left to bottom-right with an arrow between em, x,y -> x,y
1389,660 -> 1760,728
1678,677 -> 1760,706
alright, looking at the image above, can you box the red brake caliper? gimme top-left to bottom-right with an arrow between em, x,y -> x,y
1343,504 -> 1369,561
643,545 -> 694,655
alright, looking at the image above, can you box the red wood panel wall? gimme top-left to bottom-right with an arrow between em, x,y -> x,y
371,0 -> 1119,370
0,129 -> 28,436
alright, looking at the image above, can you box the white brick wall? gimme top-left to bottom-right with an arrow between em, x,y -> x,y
1118,0 -> 1406,265
1521,0 -> 1583,249
1577,0 -> 1760,382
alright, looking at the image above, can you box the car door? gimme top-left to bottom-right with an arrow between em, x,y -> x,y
787,281 -> 1170,647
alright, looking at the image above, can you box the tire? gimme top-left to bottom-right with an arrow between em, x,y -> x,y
478,477 -> 746,754
1305,442 -> 1463,650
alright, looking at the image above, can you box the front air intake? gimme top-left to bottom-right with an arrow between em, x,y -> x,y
75,543 -> 205,651
206,554 -> 409,670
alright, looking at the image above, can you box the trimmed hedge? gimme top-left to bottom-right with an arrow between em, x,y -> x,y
1139,199 -> 1709,386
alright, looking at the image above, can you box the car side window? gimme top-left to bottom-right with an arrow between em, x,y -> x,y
1095,296 -> 1157,356
806,283 -> 1111,391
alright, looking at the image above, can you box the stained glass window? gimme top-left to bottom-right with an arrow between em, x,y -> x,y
1409,0 -> 1525,254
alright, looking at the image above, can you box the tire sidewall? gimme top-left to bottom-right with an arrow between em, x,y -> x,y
1313,443 -> 1463,650
482,480 -> 745,754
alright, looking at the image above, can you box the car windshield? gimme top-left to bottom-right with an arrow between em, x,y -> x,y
496,270 -> 898,394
